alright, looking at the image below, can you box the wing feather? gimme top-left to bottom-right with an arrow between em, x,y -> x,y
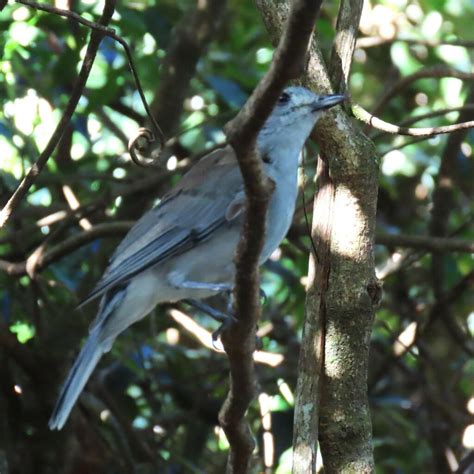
79,146 -> 243,306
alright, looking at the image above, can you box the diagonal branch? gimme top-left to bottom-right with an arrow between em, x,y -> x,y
16,0 -> 165,168
329,0 -> 365,90
0,0 -> 116,229
371,104 -> 474,139
371,66 -> 474,117
352,103 -> 474,137
0,222 -> 133,276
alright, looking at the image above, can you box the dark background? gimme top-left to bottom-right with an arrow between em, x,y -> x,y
0,0 -> 473,472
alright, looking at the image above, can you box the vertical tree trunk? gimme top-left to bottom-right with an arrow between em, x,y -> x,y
255,1 -> 379,472
309,128 -> 379,474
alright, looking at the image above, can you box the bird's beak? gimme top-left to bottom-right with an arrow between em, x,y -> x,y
313,93 -> 347,111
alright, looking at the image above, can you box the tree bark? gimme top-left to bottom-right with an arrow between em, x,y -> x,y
149,0 -> 228,138
219,1 -> 323,471
255,1 -> 378,472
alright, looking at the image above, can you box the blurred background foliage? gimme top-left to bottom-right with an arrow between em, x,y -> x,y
0,0 -> 473,472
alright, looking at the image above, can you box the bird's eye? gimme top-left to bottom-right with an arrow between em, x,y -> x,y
278,92 -> 290,105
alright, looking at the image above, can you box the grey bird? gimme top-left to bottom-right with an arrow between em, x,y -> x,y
49,86 -> 346,430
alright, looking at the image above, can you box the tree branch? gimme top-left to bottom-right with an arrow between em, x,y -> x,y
149,0 -> 227,138
371,104 -> 474,139
297,155 -> 334,471
356,35 -> 474,49
217,1 -> 323,472
376,218 -> 473,280
0,222 -> 133,276
308,4 -> 377,474
258,1 -> 377,471
429,85 -> 474,299
425,91 -> 474,470
371,66 -> 474,117
376,233 -> 474,253
329,0 -> 365,90
352,103 -> 474,137
379,136 -> 430,155
4,220 -> 471,281
168,309 -> 284,367
117,0 -> 227,215
0,0 -> 116,229
12,0 -> 166,170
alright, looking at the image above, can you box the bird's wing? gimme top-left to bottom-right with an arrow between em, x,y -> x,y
79,145 -> 244,306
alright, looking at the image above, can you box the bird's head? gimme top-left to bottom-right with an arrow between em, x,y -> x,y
258,86 -> 346,156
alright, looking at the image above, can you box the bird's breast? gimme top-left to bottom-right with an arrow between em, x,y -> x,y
260,169 -> 298,262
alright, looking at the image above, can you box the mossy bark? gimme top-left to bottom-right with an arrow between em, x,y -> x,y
255,1 -> 379,472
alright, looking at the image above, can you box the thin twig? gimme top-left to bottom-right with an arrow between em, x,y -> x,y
20,0 -> 165,165
371,66 -> 474,117
0,222 -> 133,276
371,104 -> 474,139
376,233 -> 474,253
396,105 -> 474,127
376,218 -> 474,280
17,0 -> 115,34
380,136 -> 431,156
356,35 -> 474,49
353,103 -> 474,137
0,0 -> 116,229
168,309 -> 284,367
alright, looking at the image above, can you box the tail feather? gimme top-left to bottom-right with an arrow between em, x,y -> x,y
49,330 -> 106,430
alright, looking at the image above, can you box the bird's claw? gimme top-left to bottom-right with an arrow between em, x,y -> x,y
212,317 -> 234,347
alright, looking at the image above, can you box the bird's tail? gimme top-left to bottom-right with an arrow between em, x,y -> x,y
49,328 -> 107,430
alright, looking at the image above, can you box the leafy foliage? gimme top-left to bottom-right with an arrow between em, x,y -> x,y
0,0 -> 472,472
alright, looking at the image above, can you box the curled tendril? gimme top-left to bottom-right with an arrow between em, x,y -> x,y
15,1 -> 167,167
128,127 -> 164,167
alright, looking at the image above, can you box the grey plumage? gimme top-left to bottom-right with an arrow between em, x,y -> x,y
49,87 -> 346,430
